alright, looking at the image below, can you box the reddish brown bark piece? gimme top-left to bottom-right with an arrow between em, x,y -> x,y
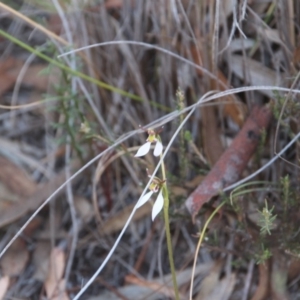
185,105 -> 272,219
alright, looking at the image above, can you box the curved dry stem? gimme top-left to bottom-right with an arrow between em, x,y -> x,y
1,87 -> 300,261
92,145 -> 147,225
189,201 -> 226,300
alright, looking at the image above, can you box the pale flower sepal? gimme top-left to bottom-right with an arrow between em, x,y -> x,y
135,141 -> 151,157
153,140 -> 163,157
152,190 -> 164,220
136,191 -> 153,208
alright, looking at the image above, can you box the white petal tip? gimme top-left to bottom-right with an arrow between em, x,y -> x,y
152,190 -> 164,220
136,191 -> 153,208
135,142 -> 151,157
153,141 -> 163,157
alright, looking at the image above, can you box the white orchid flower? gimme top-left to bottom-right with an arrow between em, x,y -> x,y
135,129 -> 163,157
136,177 -> 165,220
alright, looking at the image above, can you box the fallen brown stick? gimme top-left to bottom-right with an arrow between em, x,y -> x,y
185,105 -> 272,221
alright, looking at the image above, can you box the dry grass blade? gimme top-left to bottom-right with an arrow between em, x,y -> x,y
1,1 -> 300,299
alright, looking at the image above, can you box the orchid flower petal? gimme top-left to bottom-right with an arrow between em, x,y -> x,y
135,142 -> 151,157
153,141 -> 163,157
136,191 -> 153,208
152,190 -> 164,220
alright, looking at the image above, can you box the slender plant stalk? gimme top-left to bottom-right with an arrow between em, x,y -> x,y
0,29 -> 170,112
160,156 -> 180,300
189,200 -> 226,300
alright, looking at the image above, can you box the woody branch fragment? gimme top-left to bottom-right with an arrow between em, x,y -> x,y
185,105 -> 273,220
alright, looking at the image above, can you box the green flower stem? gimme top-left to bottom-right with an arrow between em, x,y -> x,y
160,156 -> 179,300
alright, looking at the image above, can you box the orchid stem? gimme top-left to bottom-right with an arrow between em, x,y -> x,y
160,155 -> 180,300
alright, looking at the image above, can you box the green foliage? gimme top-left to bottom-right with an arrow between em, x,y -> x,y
39,43 -> 89,160
255,128 -> 267,164
281,175 -> 292,220
176,87 -> 188,180
228,180 -> 299,267
255,244 -> 272,264
0,29 -> 169,111
271,92 -> 300,125
229,181 -> 278,208
184,130 -> 192,142
257,199 -> 277,236
2,0 -> 22,10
